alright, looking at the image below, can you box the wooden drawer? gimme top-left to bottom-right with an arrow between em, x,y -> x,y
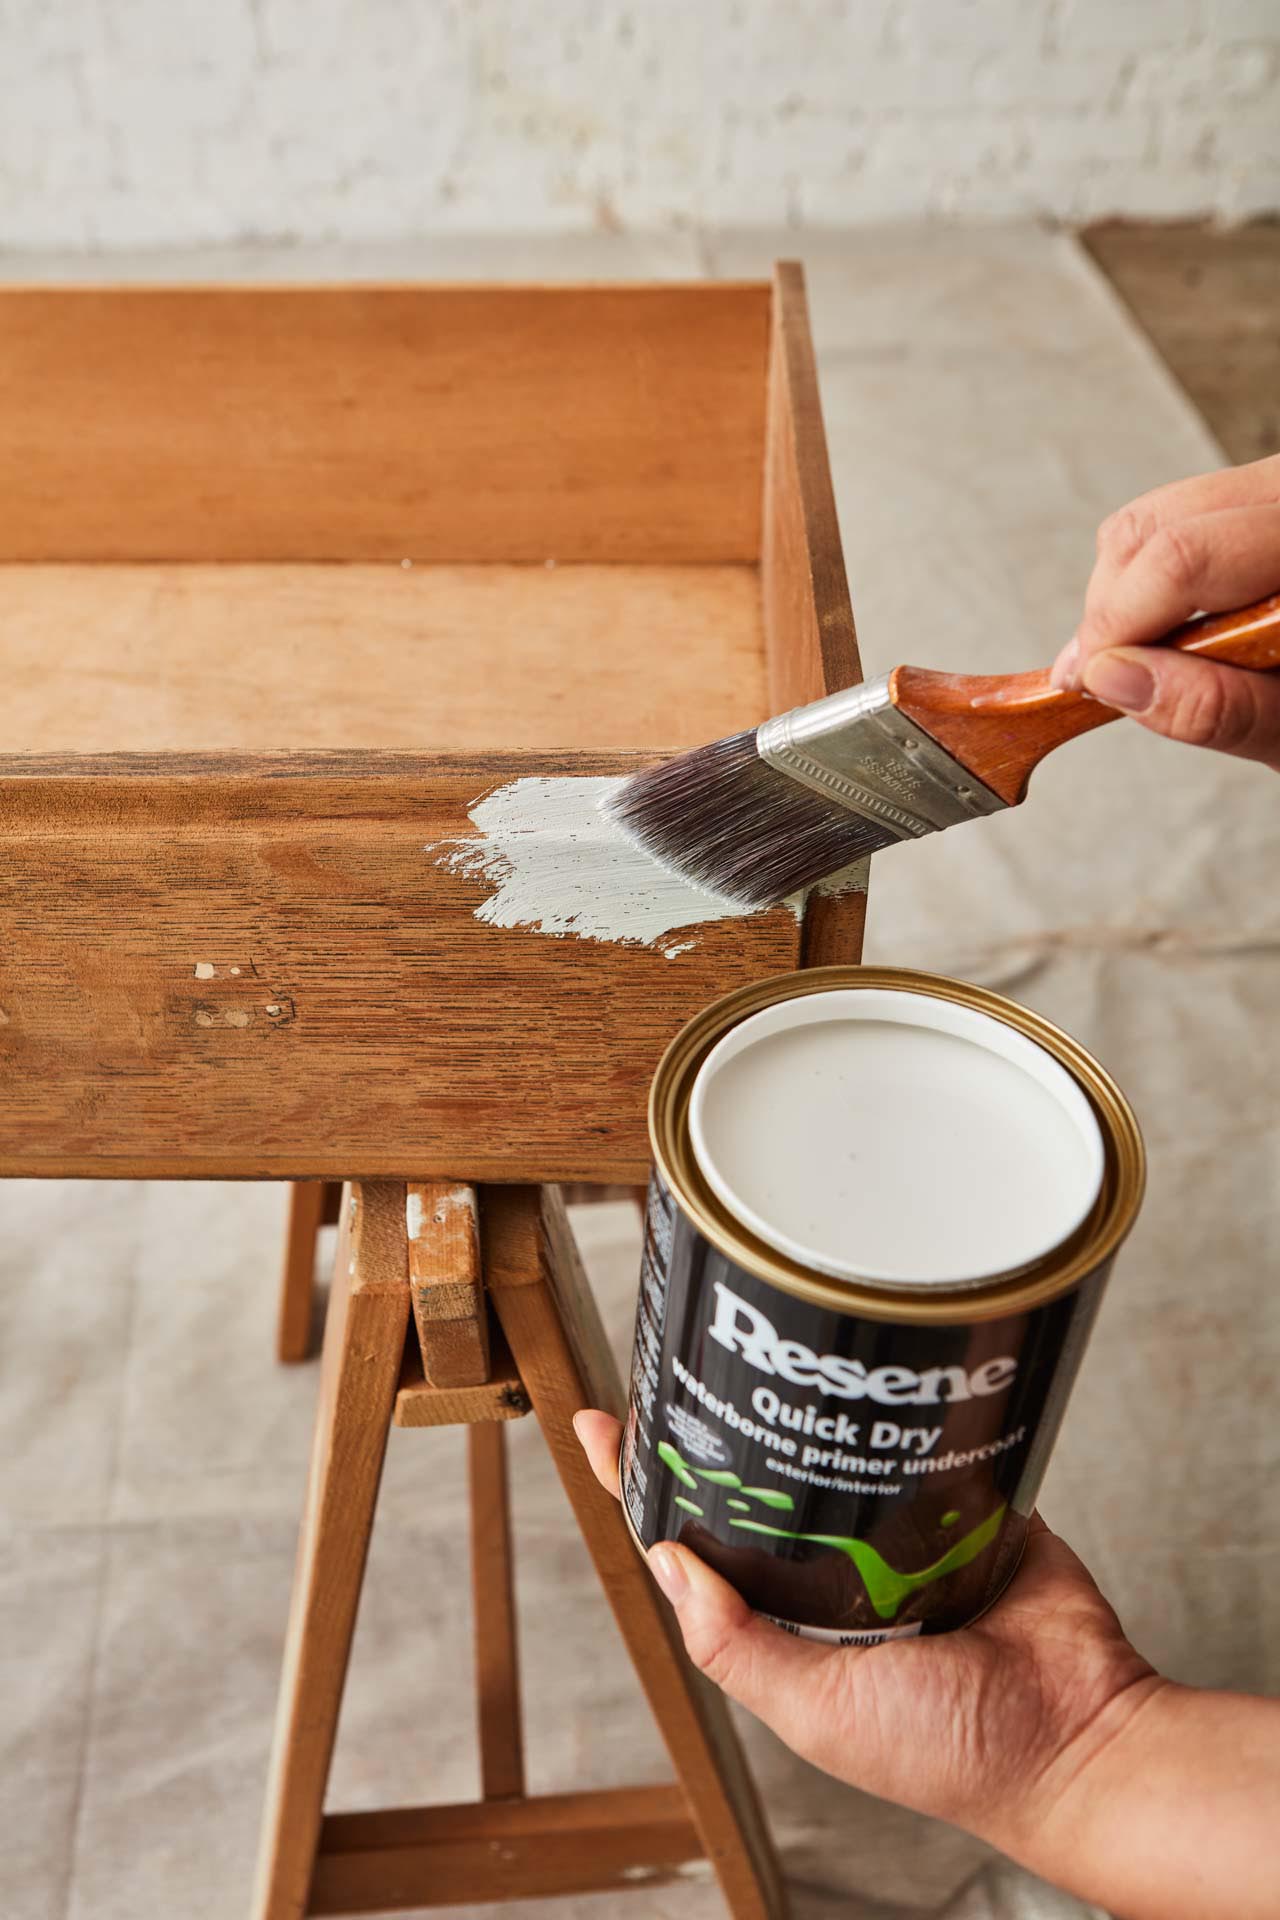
0,265 -> 864,1182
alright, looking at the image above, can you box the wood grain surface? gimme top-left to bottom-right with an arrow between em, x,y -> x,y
311,1786 -> 702,1912
392,1326 -> 530,1429
277,1180 -> 327,1363
253,1181 -> 410,1920
0,284 -> 770,563
485,1187 -> 788,1920
407,1180 -> 490,1388
468,1422 -> 525,1803
761,263 -> 862,714
765,264 -> 868,971
0,268 -> 863,1189
0,561 -> 766,754
0,751 -> 801,1181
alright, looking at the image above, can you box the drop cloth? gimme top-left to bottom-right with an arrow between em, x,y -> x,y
2,227 -> 1272,1920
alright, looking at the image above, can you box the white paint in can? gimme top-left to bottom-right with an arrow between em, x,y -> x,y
689,988 -> 1105,1289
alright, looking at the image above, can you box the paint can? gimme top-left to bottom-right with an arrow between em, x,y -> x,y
620,966 -> 1144,1642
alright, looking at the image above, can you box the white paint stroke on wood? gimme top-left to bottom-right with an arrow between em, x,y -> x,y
428,773 -> 816,958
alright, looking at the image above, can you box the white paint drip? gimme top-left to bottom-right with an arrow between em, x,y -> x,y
444,1184 -> 478,1221
426,775 -> 854,958
407,1185 -> 476,1241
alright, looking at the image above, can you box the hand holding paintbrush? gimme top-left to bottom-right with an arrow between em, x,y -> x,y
1050,452 -> 1280,766
607,456 -> 1280,909
605,590 -> 1280,909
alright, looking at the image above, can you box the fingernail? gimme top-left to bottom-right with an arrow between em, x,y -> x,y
648,1545 -> 688,1605
1049,635 -> 1081,691
1083,649 -> 1156,714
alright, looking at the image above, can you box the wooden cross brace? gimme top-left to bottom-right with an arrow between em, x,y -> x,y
253,1179 -> 788,1919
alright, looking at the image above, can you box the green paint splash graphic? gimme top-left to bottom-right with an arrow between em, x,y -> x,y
729,1505 -> 1006,1620
657,1441 -> 796,1509
657,1441 -> 698,1489
656,1440 -> 1004,1620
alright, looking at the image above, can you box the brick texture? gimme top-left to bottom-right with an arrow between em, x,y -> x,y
0,0 -> 1275,247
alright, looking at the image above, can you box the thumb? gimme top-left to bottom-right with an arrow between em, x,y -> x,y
647,1542 -> 839,1752
1083,646 -> 1280,768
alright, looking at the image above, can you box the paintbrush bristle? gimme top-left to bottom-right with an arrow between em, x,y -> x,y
602,730 -> 898,909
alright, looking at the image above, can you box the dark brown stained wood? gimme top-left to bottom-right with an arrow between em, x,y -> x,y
311,1786 -> 701,1912
484,1186 -> 788,1920
0,284 -> 770,563
253,1181 -> 410,1920
0,751 -> 801,1181
762,263 -> 868,970
800,885 -> 868,970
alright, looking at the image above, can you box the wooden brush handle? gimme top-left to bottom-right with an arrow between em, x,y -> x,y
889,591 -> 1280,805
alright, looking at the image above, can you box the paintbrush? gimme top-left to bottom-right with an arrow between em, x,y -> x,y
603,593 -> 1280,908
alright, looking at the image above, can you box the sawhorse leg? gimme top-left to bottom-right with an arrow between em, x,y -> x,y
486,1185 -> 786,1920
276,1181 -> 344,1364
254,1183 -> 409,1917
256,1180 -> 787,1918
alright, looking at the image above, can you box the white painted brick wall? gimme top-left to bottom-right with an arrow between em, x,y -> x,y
0,0 -> 1275,249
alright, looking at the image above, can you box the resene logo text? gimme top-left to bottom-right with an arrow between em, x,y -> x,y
705,1281 -> 1017,1408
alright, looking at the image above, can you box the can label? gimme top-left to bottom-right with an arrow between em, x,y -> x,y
622,1168 -> 1106,1638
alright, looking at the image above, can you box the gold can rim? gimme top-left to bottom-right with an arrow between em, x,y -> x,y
648,965 -> 1146,1326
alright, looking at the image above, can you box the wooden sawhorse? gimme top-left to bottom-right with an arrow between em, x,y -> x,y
1,264 -> 866,1920
253,1178 -> 786,1918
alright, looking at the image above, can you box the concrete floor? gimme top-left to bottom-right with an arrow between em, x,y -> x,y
2,226 -> 1274,1920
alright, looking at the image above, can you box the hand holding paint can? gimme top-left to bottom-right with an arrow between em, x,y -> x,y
620,968 -> 1144,1641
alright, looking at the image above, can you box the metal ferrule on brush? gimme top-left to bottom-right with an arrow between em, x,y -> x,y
755,676 -> 1006,842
